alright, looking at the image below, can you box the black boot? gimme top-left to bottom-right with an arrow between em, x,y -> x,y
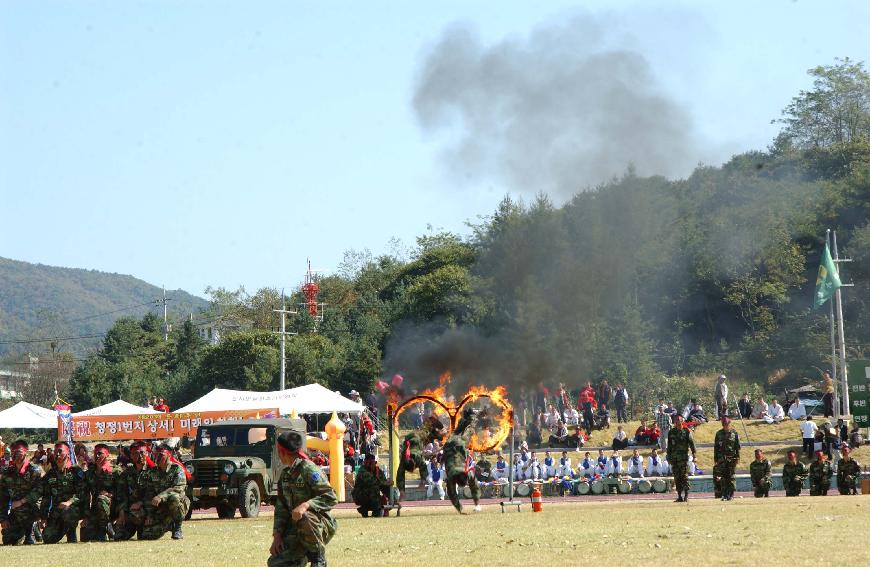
683,490 -> 689,502
171,522 -> 183,540
307,551 -> 327,567
106,522 -> 115,541
66,527 -> 78,543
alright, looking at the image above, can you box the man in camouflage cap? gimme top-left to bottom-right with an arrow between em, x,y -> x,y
351,453 -> 391,517
749,449 -> 771,497
113,440 -> 155,540
0,440 -> 42,545
809,450 -> 833,496
139,445 -> 189,540
269,430 -> 337,567
39,442 -> 86,544
666,414 -> 696,502
782,449 -> 808,496
713,417 -> 740,501
836,445 -> 861,495
81,444 -> 121,541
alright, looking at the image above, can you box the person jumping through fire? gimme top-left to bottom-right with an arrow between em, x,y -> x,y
396,415 -> 445,499
443,407 -> 483,514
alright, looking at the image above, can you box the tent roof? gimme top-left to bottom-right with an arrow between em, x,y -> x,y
0,401 -> 57,429
74,399 -> 161,417
174,383 -> 364,415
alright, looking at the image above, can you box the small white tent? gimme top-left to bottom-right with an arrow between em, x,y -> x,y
73,399 -> 161,417
174,383 -> 364,415
0,401 -> 57,429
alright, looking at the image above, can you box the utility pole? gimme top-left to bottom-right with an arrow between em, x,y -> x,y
826,230 -> 839,417
273,289 -> 297,390
157,286 -> 173,341
832,231 -> 854,414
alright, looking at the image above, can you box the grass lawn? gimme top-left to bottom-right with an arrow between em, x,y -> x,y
7,497 -> 869,566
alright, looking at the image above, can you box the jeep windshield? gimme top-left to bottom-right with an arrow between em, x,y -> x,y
194,425 -> 272,458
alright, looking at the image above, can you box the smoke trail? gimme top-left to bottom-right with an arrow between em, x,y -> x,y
413,18 -> 707,196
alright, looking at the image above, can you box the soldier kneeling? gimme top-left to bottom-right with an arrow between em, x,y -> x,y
352,453 -> 390,518
40,442 -> 85,544
140,445 -> 190,540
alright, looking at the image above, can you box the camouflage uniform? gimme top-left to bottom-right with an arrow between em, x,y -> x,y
40,465 -> 86,544
749,459 -> 771,497
269,458 -> 337,567
837,458 -> 861,495
443,434 -> 480,513
713,428 -> 740,499
81,464 -> 122,541
666,426 -> 696,500
808,460 -> 833,496
782,461 -> 807,497
114,463 -> 154,540
0,462 -> 42,545
139,462 -> 189,540
351,464 -> 390,517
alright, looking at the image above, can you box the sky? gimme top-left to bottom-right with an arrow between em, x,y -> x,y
1,1 -> 869,298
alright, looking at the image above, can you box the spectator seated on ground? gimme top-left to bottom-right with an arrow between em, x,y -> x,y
738,394 -> 753,419
611,425 -> 629,450
578,452 -> 595,478
423,439 -> 441,459
752,398 -> 770,420
626,449 -> 644,477
766,400 -> 785,423
524,452 -> 542,480
634,420 -> 660,445
527,421 -> 543,447
563,407 -> 580,426
788,398 -> 806,420
542,451 -> 556,479
687,453 -> 702,475
548,420 -> 570,447
646,448 -> 668,476
512,454 -> 524,480
594,407 -> 611,429
545,405 -> 561,430
475,455 -> 493,484
605,451 -> 623,477
687,403 -> 708,424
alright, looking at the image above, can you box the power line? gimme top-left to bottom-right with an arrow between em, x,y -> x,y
0,333 -> 106,345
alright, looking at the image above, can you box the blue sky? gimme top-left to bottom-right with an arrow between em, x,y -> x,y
1,1 -> 868,297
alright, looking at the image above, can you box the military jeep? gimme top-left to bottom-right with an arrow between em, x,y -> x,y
184,417 -> 307,519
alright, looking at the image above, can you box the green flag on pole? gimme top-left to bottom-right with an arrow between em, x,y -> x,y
814,242 -> 842,308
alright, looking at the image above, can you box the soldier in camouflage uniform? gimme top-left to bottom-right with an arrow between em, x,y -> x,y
269,431 -> 337,567
749,449 -> 771,498
713,417 -> 740,501
81,444 -> 121,541
0,440 -> 42,545
351,453 -> 391,517
39,442 -> 86,544
782,450 -> 808,497
113,440 -> 155,540
443,408 -> 481,514
666,415 -> 696,502
836,446 -> 861,495
809,451 -> 833,496
139,445 -> 189,540
396,416 -> 445,497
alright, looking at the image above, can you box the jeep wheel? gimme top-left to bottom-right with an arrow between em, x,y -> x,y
238,480 -> 261,518
216,501 -> 236,519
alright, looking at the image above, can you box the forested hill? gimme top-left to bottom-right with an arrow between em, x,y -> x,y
0,256 -> 208,357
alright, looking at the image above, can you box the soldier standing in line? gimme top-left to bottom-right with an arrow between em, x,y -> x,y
836,446 -> 861,495
140,445 -> 189,540
666,415 -> 696,502
808,451 -> 833,496
269,431 -> 337,567
782,450 -> 808,497
351,453 -> 391,517
114,440 -> 155,540
749,449 -> 771,498
713,417 -> 740,501
0,440 -> 42,545
39,442 -> 86,544
81,444 -> 121,541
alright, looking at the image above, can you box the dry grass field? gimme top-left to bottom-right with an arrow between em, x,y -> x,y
7,496 -> 870,567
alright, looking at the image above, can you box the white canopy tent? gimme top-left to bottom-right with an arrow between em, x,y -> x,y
73,399 -> 161,417
174,383 -> 364,415
0,401 -> 57,429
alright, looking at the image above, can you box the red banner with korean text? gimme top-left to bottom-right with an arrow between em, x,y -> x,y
57,408 -> 280,442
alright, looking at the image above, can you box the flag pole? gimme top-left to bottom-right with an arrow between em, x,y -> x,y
832,231 -> 850,414
826,230 -> 840,419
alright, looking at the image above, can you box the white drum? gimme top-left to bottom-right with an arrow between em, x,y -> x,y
617,480 -> 632,494
638,479 -> 653,493
652,478 -> 667,493
516,483 -> 531,497
577,480 -> 590,495
591,479 -> 606,494
462,485 -> 473,498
